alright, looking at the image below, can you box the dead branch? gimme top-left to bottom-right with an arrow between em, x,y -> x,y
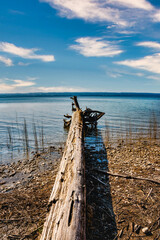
91,175 -> 108,187
70,96 -> 80,110
94,169 -> 160,185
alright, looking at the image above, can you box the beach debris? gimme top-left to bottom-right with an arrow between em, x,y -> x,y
145,188 -> 153,201
119,227 -> 125,238
131,222 -> 134,232
83,107 -> 105,126
94,169 -> 160,185
142,227 -> 152,235
64,96 -> 105,128
134,224 -> 141,234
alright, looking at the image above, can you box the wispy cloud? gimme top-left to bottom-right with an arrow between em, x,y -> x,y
115,40 -> 160,74
0,78 -> 36,93
136,41 -> 160,50
18,62 -> 31,66
27,77 -> 39,81
115,53 -> 160,74
38,86 -> 87,92
40,0 -> 128,26
9,9 -> 25,15
108,0 -> 154,11
102,65 -> 145,78
153,10 -> 160,22
0,42 -> 55,62
117,30 -> 136,35
0,84 -> 15,93
0,77 -> 87,93
13,80 -> 35,87
0,55 -> 13,66
40,0 -> 160,28
70,37 -> 123,57
147,75 -> 160,81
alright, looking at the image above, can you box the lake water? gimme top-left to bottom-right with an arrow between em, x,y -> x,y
0,93 -> 160,163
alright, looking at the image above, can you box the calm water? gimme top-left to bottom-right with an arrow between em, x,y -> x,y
0,93 -> 160,163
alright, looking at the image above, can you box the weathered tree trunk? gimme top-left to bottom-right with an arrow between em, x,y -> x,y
40,110 -> 86,240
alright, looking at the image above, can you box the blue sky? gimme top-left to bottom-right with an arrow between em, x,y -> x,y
0,0 -> 160,93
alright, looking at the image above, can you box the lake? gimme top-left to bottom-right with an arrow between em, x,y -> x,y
0,93 -> 160,163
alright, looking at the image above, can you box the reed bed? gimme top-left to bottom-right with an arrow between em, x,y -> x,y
104,112 -> 160,147
2,117 -> 46,162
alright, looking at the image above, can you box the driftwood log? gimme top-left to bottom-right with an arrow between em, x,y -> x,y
64,96 -> 105,128
40,109 -> 86,240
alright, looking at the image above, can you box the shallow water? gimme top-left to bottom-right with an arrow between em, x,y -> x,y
0,93 -> 160,163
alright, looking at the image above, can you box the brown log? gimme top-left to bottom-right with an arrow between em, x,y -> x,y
41,110 -> 86,240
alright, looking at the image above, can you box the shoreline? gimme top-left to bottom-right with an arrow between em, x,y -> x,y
86,134 -> 160,240
0,145 -> 63,240
105,137 -> 160,239
0,135 -> 160,239
0,145 -> 64,193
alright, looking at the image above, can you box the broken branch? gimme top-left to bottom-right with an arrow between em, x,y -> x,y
94,169 -> 160,185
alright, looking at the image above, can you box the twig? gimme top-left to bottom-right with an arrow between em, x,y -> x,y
113,233 -> 119,240
119,227 -> 125,238
90,175 -> 108,187
87,187 -> 94,197
99,206 -> 114,221
128,232 -> 132,240
8,235 -> 21,240
0,217 -> 36,222
145,188 -> 153,201
115,198 -> 122,207
150,217 -> 160,231
21,224 -> 43,240
94,169 -> 160,185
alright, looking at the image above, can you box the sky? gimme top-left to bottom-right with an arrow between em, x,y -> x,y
0,0 -> 160,93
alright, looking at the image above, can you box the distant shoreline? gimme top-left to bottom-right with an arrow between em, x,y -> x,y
0,92 -> 160,98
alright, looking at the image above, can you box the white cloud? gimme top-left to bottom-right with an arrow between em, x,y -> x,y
153,10 -> 160,22
115,53 -> 160,74
40,0 -> 127,26
13,80 -> 35,87
116,41 -> 160,75
0,84 -> 15,93
0,42 -> 55,62
136,41 -> 160,49
0,55 -> 13,66
27,77 -> 38,81
118,30 -> 136,35
18,62 -> 30,66
0,78 -> 36,93
9,9 -> 25,15
70,37 -> 123,57
147,75 -> 160,80
38,86 -> 87,92
108,0 -> 154,11
0,77 -> 87,93
102,65 -> 145,78
40,0 -> 160,28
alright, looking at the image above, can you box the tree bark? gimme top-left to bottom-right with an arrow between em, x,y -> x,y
40,110 -> 86,240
